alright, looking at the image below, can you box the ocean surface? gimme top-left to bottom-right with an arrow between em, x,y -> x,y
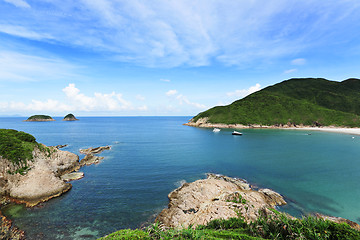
1,116 -> 360,239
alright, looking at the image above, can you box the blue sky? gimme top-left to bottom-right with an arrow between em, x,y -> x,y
1,0 -> 360,116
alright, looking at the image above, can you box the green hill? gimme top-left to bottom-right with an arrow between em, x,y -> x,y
192,78 -> 360,127
25,115 -> 54,122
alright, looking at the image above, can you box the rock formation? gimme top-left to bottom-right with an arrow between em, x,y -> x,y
24,115 -> 55,122
79,146 -> 111,166
156,173 -> 286,228
63,113 -> 78,121
1,145 -> 79,207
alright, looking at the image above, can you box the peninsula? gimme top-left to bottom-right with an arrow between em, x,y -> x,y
24,115 -> 54,122
186,78 -> 360,128
0,129 -> 110,238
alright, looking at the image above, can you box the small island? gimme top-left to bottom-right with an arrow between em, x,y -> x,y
24,115 -> 55,122
63,113 -> 79,121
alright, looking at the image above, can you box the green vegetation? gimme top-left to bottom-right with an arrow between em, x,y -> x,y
99,210 -> 360,240
0,129 -> 51,174
193,78 -> 360,127
226,194 -> 247,204
63,113 -> 78,120
26,115 -> 54,121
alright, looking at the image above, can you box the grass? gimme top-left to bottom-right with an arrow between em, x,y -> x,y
99,210 -> 360,239
193,78 -> 360,127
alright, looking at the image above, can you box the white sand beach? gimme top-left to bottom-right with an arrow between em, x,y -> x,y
288,127 -> 360,136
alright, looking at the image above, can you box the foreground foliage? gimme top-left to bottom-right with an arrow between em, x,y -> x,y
99,210 -> 360,240
193,78 -> 360,127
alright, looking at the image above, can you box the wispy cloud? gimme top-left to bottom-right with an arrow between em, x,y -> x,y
160,79 -> 171,82
0,51 -> 79,82
0,24 -> 53,40
291,58 -> 306,65
284,69 -> 298,74
136,94 -> 145,101
166,89 -> 178,96
3,0 -> 30,8
2,1 -> 359,68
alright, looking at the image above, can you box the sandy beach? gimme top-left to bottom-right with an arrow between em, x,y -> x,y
287,127 -> 360,136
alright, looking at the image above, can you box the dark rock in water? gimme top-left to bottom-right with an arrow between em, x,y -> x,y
79,146 -> 111,155
55,144 -> 68,149
63,113 -> 78,121
24,115 -> 54,122
80,154 -> 104,166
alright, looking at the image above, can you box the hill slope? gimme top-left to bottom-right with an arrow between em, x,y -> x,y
191,78 -> 360,127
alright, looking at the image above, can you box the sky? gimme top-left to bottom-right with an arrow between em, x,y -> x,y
0,0 -> 360,116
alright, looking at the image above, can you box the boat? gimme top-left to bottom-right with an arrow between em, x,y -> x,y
232,131 -> 242,135
213,128 -> 221,132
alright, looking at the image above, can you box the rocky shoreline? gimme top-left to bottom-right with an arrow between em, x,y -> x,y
156,173 -> 360,231
0,144 -> 111,239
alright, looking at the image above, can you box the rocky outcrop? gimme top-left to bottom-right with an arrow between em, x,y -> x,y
156,173 -> 286,228
63,113 -> 78,121
1,146 -> 79,207
79,146 -> 111,166
315,213 -> 360,231
80,146 -> 111,155
60,172 -> 84,182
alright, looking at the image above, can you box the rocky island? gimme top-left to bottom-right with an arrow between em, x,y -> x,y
24,115 -> 55,122
63,113 -> 79,121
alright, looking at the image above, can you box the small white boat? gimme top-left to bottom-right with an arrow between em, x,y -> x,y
232,131 -> 242,135
213,128 -> 221,132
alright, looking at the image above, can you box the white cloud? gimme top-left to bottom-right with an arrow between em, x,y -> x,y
284,69 -> 298,74
166,89 -> 178,96
160,79 -> 171,82
0,84 -> 134,113
166,89 -> 206,109
62,83 -> 132,111
4,0 -> 30,8
291,58 -> 306,65
226,83 -> 261,98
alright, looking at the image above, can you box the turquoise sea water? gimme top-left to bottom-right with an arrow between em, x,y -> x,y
1,117 -> 360,239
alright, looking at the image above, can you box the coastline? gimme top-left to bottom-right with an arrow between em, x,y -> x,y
184,119 -> 360,136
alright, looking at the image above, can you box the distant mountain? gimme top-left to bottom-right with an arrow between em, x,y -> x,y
190,78 -> 360,127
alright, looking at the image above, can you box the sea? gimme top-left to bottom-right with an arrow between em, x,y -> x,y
0,116 -> 360,239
